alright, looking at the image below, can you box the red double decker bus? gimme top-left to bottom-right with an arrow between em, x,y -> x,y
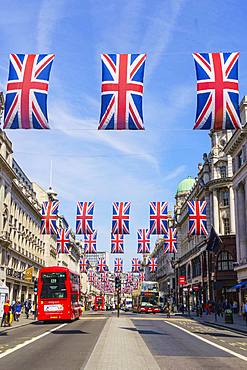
132,281 -> 160,313
94,295 -> 105,311
37,266 -> 81,321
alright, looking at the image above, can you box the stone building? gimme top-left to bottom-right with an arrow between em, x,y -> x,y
174,127 -> 238,309
0,129 -> 80,308
225,97 -> 247,307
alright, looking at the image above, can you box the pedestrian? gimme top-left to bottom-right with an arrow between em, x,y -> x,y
1,299 -> 11,327
243,300 -> 247,325
166,302 -> 171,318
11,300 -> 16,321
15,301 -> 22,321
24,299 -> 31,319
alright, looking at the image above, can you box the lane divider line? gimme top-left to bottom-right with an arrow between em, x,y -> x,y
0,323 -> 67,359
164,321 -> 247,363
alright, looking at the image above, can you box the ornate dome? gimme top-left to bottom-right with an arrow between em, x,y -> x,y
176,176 -> 195,194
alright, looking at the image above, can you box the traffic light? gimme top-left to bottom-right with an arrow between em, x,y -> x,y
34,278 -> 38,295
115,276 -> 121,290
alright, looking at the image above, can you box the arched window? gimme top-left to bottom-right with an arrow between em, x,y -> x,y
217,251 -> 234,271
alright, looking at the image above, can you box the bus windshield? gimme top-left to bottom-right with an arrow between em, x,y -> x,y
141,294 -> 159,307
41,272 -> 67,299
141,282 -> 158,291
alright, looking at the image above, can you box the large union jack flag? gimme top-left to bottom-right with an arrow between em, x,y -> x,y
112,202 -> 130,234
137,229 -> 150,253
187,200 -> 208,236
149,201 -> 168,235
193,52 -> 241,130
97,257 -> 107,273
163,228 -> 177,253
80,257 -> 89,273
76,201 -> 95,234
40,200 -> 59,234
98,53 -> 146,130
84,231 -> 97,253
56,228 -> 70,254
111,234 -> 124,253
4,54 -> 55,129
114,258 -> 123,273
132,258 -> 141,273
148,257 -> 158,273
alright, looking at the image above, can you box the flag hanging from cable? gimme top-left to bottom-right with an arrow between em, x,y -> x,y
132,258 -> 141,273
80,257 -> 89,273
98,53 -> 146,130
137,229 -> 150,253
76,201 -> 95,234
149,201 -> 168,235
192,52 -> 241,130
41,200 -> 59,234
84,231 -> 97,253
187,200 -> 208,236
114,258 -> 123,273
148,257 -> 157,273
163,228 -> 177,253
111,234 -> 124,253
97,257 -> 107,273
4,54 -> 55,129
56,228 -> 70,254
112,202 -> 130,234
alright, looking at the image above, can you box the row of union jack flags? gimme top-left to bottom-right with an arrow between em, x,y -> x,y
1,52 -> 242,131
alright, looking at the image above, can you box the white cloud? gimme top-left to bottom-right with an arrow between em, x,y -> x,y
162,164 -> 186,181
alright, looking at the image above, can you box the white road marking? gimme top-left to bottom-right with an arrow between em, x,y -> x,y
164,321 -> 247,363
240,347 -> 247,351
0,323 -> 67,359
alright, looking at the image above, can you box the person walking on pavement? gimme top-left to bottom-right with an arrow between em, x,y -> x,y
243,300 -> 247,325
1,299 -> 11,327
11,300 -> 16,321
15,301 -> 22,321
24,299 -> 31,319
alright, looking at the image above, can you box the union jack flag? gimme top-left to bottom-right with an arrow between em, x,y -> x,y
56,228 -> 70,254
40,200 -> 59,234
80,257 -> 89,273
137,229 -> 150,253
4,54 -> 55,129
188,200 -> 208,236
76,201 -> 95,234
97,257 -> 107,273
126,272 -> 132,283
98,53 -> 146,130
132,258 -> 141,273
88,270 -> 94,282
114,258 -> 123,273
101,271 -> 108,282
111,234 -> 124,253
84,231 -> 97,253
163,228 -> 177,253
148,257 -> 157,273
112,202 -> 130,234
139,272 -> 145,282
193,52 -> 241,130
149,201 -> 168,235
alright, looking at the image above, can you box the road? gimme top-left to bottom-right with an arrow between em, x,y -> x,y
0,311 -> 247,369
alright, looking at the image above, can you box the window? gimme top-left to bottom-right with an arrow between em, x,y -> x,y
192,256 -> 201,277
221,190 -> 229,207
217,251 -> 234,271
237,150 -> 244,169
223,218 -> 230,235
219,166 -> 227,178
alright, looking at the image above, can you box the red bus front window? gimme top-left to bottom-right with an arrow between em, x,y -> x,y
41,272 -> 67,299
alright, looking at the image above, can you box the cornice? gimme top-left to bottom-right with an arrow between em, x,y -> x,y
224,128 -> 247,156
0,154 -> 16,180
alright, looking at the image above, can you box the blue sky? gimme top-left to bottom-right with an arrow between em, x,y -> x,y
0,0 -> 246,271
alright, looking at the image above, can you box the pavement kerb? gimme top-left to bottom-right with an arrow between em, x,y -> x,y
190,316 -> 247,336
0,320 -> 34,335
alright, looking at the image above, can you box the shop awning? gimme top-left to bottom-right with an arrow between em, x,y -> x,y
231,281 -> 247,289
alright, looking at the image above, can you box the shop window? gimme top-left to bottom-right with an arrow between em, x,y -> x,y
217,251 -> 234,271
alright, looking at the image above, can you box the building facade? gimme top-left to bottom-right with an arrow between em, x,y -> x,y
225,96 -> 247,307
174,127 -> 238,309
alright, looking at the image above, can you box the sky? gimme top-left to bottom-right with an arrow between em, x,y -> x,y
0,0 -> 246,272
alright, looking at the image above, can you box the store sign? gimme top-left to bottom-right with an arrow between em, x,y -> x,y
6,268 -> 22,280
179,276 -> 186,285
193,285 -> 200,292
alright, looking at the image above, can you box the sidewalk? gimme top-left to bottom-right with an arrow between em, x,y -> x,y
0,314 -> 35,333
84,316 -> 160,370
189,312 -> 247,334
